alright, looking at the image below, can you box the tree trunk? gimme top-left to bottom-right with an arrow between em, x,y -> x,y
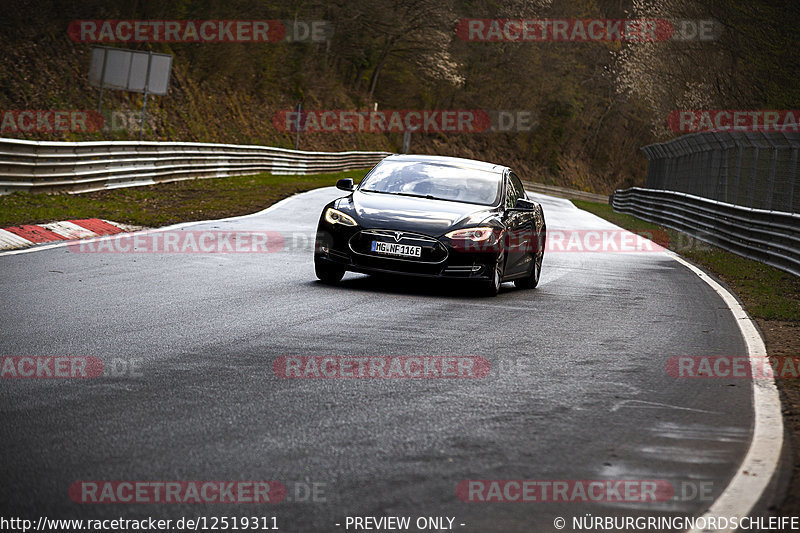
367,40 -> 394,101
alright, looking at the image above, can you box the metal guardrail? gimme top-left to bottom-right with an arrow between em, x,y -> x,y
642,131 -> 799,213
523,181 -> 608,203
610,187 -> 800,277
0,138 -> 392,194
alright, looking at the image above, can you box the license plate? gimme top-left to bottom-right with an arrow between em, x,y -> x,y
371,241 -> 422,258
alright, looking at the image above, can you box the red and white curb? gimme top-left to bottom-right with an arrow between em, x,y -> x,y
0,219 -> 141,251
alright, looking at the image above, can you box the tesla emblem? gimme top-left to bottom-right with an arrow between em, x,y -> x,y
393,231 -> 403,242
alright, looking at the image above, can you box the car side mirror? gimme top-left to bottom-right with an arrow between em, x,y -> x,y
513,197 -> 535,210
336,178 -> 355,191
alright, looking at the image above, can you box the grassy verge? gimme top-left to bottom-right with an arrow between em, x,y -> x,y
573,198 -> 800,515
0,170 -> 369,228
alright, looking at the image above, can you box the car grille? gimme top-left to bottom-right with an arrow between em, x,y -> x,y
349,229 -> 448,264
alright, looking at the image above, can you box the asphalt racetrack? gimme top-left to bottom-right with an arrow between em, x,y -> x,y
0,188 -> 754,531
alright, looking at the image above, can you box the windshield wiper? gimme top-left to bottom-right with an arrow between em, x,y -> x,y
361,189 -> 437,200
393,192 -> 438,200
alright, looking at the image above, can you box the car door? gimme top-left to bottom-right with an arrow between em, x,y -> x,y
503,172 -> 531,276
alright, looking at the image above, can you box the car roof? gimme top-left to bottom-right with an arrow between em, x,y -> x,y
381,154 -> 507,174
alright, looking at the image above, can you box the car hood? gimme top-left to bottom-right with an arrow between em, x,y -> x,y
337,190 -> 496,236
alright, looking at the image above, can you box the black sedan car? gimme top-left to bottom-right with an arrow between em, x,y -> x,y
314,155 -> 546,296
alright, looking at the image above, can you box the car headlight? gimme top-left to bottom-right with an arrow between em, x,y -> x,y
445,227 -> 496,241
325,208 -> 358,227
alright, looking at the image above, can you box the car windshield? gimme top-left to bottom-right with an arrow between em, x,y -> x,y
359,160 -> 502,206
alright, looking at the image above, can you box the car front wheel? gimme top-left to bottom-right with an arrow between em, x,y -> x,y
315,258 -> 345,284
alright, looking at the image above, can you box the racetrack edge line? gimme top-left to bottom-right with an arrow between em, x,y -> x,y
568,201 -> 783,531
667,253 -> 783,533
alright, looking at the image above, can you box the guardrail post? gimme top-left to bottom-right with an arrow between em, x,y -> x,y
294,102 -> 302,150
732,141 -> 744,206
717,132 -> 730,203
789,143 -> 798,213
748,146 -> 759,208
765,136 -> 779,211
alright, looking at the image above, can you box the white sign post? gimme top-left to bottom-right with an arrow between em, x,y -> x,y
89,46 -> 172,140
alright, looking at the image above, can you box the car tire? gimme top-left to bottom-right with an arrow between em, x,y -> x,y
482,257 -> 503,297
315,258 -> 345,284
514,228 -> 544,290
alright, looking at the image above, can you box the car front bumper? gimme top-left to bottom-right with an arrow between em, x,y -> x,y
315,226 -> 501,281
